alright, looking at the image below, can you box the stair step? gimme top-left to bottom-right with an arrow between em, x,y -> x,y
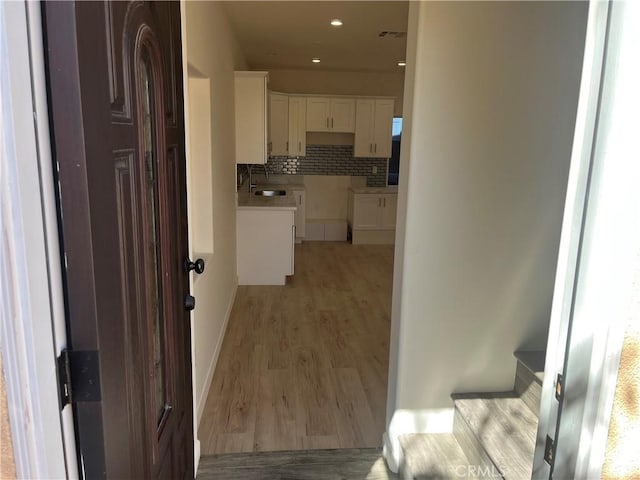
514,350 -> 545,416
452,393 -> 538,480
514,350 -> 545,382
399,433 -> 497,479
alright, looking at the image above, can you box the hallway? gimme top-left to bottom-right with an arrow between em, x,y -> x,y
199,243 -> 394,454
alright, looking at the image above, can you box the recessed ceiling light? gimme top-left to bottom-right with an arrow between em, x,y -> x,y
330,19 -> 343,26
312,58 -> 321,64
397,61 -> 406,67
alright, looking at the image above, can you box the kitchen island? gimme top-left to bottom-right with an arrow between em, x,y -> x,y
236,186 -> 300,285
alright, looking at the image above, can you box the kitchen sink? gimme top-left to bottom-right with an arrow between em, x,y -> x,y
254,189 -> 287,197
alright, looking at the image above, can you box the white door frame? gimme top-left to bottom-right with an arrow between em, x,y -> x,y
0,1 -> 77,477
534,0 -> 639,478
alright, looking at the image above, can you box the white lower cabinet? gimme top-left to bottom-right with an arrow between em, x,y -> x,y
350,195 -> 379,229
349,193 -> 397,229
291,188 -> 306,242
236,208 -> 295,285
347,191 -> 397,244
379,194 -> 397,228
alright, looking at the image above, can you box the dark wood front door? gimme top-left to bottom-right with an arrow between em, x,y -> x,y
43,2 -> 193,478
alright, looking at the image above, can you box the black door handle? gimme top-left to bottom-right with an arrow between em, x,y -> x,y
184,294 -> 196,311
184,257 -> 205,274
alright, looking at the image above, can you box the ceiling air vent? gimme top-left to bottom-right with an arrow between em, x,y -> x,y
378,31 -> 407,39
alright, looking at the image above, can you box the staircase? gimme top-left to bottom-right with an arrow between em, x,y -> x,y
398,351 -> 545,479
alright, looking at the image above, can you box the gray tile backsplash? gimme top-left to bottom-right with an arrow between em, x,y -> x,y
266,145 -> 387,187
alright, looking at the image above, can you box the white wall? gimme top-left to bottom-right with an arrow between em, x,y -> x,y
267,68 -> 405,116
182,1 -> 247,429
385,0 -> 587,464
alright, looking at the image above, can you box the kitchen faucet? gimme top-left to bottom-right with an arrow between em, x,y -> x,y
247,164 -> 255,191
246,163 -> 269,192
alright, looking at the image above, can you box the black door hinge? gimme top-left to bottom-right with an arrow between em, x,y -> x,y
57,349 -> 72,407
544,435 -> 555,467
57,349 -> 102,409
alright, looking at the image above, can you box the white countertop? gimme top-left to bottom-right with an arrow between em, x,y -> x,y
237,183 -> 304,210
349,186 -> 399,194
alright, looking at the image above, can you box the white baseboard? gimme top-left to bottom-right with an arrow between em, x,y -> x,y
383,408 -> 455,474
195,283 -> 238,425
383,432 -> 402,473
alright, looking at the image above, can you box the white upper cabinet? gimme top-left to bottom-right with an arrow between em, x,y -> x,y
306,97 -> 355,133
306,97 -> 330,132
235,71 -> 268,164
372,100 -> 394,157
354,99 -> 375,156
330,98 -> 356,132
288,96 -> 307,156
268,92 -> 289,156
354,98 -> 394,158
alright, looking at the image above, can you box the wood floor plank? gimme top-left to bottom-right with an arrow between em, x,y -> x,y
212,433 -> 254,454
263,311 -> 290,370
330,367 -> 380,448
208,369 -> 256,435
253,369 -> 299,452
293,347 -> 337,437
317,310 -> 356,369
199,243 -> 394,455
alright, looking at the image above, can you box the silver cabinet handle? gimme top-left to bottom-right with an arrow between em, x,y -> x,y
298,141 -> 301,151
286,141 -> 289,151
326,117 -> 329,128
331,118 -> 334,128
369,144 -> 372,153
374,143 -> 377,153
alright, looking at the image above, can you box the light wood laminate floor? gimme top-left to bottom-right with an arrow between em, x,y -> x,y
199,242 -> 394,454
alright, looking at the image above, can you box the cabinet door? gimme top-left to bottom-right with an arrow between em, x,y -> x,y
235,72 -> 267,164
353,194 -> 380,229
330,98 -> 355,132
269,93 -> 289,156
372,99 -> 394,158
379,194 -> 397,228
288,97 -> 306,156
292,190 -> 306,238
354,99 -> 375,157
237,209 -> 295,285
306,97 -> 331,132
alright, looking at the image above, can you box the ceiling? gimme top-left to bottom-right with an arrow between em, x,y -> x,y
222,1 -> 409,73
